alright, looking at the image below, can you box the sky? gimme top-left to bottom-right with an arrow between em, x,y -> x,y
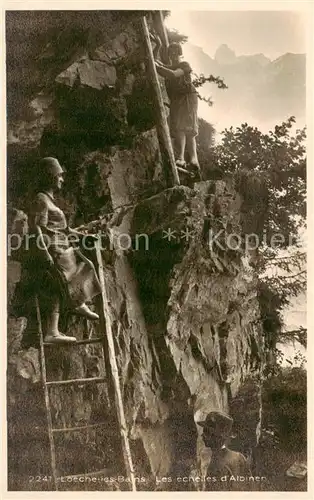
164,10 -> 307,133
165,11 -> 307,60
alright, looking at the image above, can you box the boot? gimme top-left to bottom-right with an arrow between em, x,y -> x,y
73,303 -> 99,321
44,312 -> 77,344
175,158 -> 186,168
189,161 -> 202,181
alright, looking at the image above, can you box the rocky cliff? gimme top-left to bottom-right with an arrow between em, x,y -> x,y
6,11 -> 264,491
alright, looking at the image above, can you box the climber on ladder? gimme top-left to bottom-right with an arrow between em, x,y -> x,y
140,13 -> 202,184
14,157 -> 101,346
151,34 -> 201,178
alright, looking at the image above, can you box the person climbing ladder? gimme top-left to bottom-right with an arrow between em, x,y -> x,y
151,34 -> 201,177
13,157 -> 101,346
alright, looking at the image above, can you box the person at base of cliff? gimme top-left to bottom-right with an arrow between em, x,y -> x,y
151,34 -> 200,176
13,157 -> 101,345
198,410 -> 253,491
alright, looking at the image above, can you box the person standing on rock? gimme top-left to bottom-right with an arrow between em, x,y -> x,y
15,157 -> 101,345
198,411 -> 253,491
151,35 -> 200,175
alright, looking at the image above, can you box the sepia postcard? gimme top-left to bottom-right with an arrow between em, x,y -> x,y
2,2 -> 312,497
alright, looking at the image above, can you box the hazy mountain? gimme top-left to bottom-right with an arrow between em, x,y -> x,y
184,43 -> 306,132
215,43 -> 237,65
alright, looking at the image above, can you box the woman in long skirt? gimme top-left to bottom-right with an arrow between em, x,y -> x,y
15,157 -> 101,344
153,39 -> 200,173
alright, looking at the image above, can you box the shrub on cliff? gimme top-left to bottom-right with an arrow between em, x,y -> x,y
262,366 -> 307,451
207,117 -> 306,354
210,117 -> 306,242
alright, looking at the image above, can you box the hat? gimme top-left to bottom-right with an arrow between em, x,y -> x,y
198,411 -> 233,436
39,157 -> 64,176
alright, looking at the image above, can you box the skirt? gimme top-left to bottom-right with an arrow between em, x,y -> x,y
53,247 -> 101,307
12,244 -> 101,318
11,238 -> 101,348
169,92 -> 199,138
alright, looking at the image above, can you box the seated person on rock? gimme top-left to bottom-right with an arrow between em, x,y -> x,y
15,157 -> 101,345
151,34 -> 200,174
198,411 -> 252,491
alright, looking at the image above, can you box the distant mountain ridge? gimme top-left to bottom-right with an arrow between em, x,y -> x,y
184,43 -> 306,130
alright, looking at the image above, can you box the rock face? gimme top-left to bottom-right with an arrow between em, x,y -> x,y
6,12 -> 264,491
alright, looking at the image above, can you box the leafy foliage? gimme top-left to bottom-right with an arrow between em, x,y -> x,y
193,74 -> 228,91
211,117 -> 306,241
192,73 -> 228,106
208,117 -> 307,354
257,282 -> 284,351
262,367 -> 306,450
166,28 -> 188,45
195,118 -> 216,176
279,327 -> 307,349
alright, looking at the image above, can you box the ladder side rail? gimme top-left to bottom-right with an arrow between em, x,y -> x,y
141,15 -> 180,187
95,293 -> 116,403
80,243 -> 116,401
95,241 -> 137,492
35,296 -> 59,490
153,10 -> 170,64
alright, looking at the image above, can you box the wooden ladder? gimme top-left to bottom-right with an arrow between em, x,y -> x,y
141,14 -> 200,185
35,238 -> 136,491
141,15 -> 181,187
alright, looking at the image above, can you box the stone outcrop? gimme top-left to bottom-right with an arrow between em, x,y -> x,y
6,11 -> 264,491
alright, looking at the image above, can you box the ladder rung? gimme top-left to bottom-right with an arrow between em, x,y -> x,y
72,337 -> 104,346
46,377 -> 106,387
176,166 -> 194,176
52,421 -> 107,433
43,337 -> 104,347
60,468 -> 112,480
